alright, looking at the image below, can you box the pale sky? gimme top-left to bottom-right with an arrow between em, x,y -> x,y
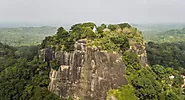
0,0 -> 185,25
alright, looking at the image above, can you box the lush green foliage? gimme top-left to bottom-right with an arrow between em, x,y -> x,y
147,41 -> 185,71
1,23 -> 185,100
0,43 -> 60,100
87,31 -> 130,52
118,23 -> 131,29
108,24 -> 117,31
97,24 -> 106,33
107,84 -> 139,100
142,27 -> 185,99
41,22 -> 147,100
41,22 -> 98,52
40,22 -> 184,100
121,50 -> 184,100
105,24 -> 185,100
41,22 -> 138,52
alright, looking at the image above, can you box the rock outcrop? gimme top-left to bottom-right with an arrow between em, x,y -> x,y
40,23 -> 148,100
45,39 -> 127,100
129,41 -> 148,67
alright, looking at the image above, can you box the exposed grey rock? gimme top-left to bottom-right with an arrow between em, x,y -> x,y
47,39 -> 127,100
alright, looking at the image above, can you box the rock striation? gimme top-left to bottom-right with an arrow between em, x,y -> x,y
45,39 -> 127,100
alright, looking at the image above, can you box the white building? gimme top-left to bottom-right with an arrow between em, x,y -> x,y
169,75 -> 174,79
93,26 -> 97,33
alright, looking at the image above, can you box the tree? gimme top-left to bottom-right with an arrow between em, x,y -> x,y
97,24 -> 106,33
119,23 -> 131,29
107,84 -> 139,100
82,22 -> 96,29
108,24 -> 117,31
56,27 -> 69,40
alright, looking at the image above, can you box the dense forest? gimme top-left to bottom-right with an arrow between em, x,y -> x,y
147,42 -> 185,70
143,28 -> 185,43
0,23 -> 185,100
144,28 -> 185,72
0,26 -> 57,46
0,43 -> 60,100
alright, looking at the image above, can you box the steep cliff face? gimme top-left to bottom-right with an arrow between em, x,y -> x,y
40,23 -> 148,100
46,39 -> 127,100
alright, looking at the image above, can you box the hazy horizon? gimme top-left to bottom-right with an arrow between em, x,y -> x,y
0,0 -> 185,26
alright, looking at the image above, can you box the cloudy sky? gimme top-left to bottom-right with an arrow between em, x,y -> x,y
0,0 -> 185,25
